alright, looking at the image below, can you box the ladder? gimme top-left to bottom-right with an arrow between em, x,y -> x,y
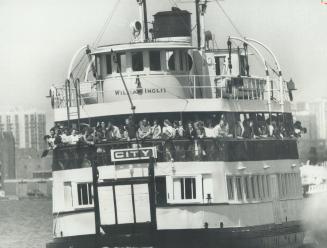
65,78 -> 81,130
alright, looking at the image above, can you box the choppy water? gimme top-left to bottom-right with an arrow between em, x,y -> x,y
0,197 -> 325,248
0,199 -> 52,248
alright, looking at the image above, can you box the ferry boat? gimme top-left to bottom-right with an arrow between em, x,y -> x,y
46,1 -> 305,247
301,162 -> 327,197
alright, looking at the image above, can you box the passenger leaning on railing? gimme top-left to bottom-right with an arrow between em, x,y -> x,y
137,119 -> 152,140
151,120 -> 161,139
43,113 -> 307,156
96,121 -> 107,141
161,119 -> 176,161
194,121 -> 207,158
125,116 -> 137,141
106,122 -> 121,140
243,119 -> 256,139
69,129 -> 80,145
177,120 -> 185,138
213,119 -> 232,138
162,119 -> 174,139
234,120 -> 245,139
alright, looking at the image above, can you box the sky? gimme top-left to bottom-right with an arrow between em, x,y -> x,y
1,0 -> 327,126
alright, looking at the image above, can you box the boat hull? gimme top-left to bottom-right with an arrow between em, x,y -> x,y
46,221 -> 304,248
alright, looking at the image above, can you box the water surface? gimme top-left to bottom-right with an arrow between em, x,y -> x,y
0,199 -> 52,248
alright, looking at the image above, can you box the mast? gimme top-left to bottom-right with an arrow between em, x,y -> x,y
137,0 -> 149,41
195,0 -> 201,50
143,0 -> 149,41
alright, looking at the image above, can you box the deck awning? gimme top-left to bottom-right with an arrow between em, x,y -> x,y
92,41 -> 195,54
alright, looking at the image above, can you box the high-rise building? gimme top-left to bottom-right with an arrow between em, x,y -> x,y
0,131 -> 16,181
0,107 -> 47,151
294,99 -> 327,140
293,99 -> 327,163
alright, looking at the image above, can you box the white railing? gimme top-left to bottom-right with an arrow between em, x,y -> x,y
51,74 -> 289,109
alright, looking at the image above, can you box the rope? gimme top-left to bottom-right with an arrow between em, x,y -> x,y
213,1 -> 281,78
214,0 -> 243,38
93,0 -> 121,47
71,54 -> 87,75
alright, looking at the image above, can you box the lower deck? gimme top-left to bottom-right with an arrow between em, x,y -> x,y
51,159 -> 303,238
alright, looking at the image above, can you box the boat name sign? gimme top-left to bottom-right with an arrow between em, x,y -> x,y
110,147 -> 157,162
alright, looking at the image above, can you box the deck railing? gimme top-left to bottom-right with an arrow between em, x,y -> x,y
52,138 -> 299,171
51,75 -> 288,109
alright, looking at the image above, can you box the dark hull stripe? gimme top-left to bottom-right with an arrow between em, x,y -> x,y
46,221 -> 304,248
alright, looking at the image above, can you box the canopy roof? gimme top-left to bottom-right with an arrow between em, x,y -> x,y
92,41 -> 195,54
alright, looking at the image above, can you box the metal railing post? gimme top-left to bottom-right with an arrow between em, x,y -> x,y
65,79 -> 71,129
193,75 -> 196,99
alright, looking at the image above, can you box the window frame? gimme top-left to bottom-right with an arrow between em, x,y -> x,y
149,50 -> 162,72
226,174 -> 272,203
215,56 -> 226,76
226,176 -> 234,200
115,52 -> 127,73
131,51 -> 144,72
72,181 -> 94,209
166,175 -> 203,204
105,54 -> 112,75
166,50 -> 176,72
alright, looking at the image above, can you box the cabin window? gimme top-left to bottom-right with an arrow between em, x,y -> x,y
176,177 -> 196,200
226,175 -> 271,202
132,51 -> 144,71
266,175 -> 271,198
64,182 -> 73,208
167,175 -> 202,203
116,52 -> 127,73
77,183 -> 93,206
251,176 -> 258,200
149,50 -> 161,71
215,56 -> 225,75
244,176 -> 251,200
106,54 -> 112,74
235,176 -> 243,200
258,175 -> 264,199
278,173 -> 300,199
166,51 -> 176,71
226,176 -> 234,200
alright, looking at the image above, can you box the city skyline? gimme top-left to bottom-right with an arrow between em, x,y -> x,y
0,107 -> 47,151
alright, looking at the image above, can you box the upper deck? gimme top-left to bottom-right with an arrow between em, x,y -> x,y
51,40 -> 290,122
50,6 -> 292,124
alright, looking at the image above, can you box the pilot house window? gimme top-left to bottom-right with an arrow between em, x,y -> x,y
132,52 -> 144,71
166,51 -> 176,71
106,54 -> 112,74
116,53 -> 126,73
149,51 -> 161,71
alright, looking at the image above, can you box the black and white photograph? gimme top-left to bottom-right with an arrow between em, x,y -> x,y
1,0 -> 327,247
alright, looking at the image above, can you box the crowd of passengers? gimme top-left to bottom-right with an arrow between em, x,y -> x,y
45,114 -> 306,150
